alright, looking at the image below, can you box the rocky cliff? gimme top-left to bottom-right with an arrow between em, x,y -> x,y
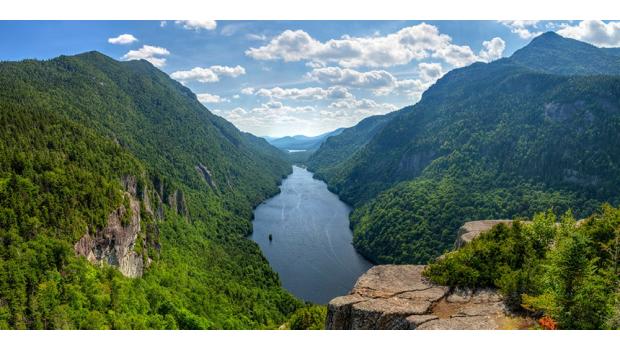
326,265 -> 522,330
74,176 -> 159,278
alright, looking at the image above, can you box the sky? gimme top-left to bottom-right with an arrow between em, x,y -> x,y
1,20 -> 619,137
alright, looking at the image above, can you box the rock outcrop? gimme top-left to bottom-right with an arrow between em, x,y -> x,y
75,192 -> 145,277
455,220 -> 515,248
326,265 -> 511,330
74,175 -> 159,278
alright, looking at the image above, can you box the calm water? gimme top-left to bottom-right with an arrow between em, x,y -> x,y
251,166 -> 373,304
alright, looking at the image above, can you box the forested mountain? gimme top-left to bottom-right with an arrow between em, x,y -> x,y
307,110 -> 404,185
510,32 -> 620,75
310,32 -> 620,264
0,51 -> 304,329
266,128 -> 344,151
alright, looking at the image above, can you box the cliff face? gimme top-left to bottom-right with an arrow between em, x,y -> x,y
326,265 -> 513,330
74,176 -> 158,278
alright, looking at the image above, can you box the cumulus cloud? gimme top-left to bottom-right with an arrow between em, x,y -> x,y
499,21 -> 542,39
197,93 -> 229,104
220,94 -> 398,137
307,62 -> 445,97
108,34 -> 138,45
557,20 -> 620,48
170,65 -> 246,83
307,67 -> 397,90
121,45 -> 170,67
252,86 -> 353,101
246,23 -> 504,68
478,37 -> 506,62
241,87 -> 256,95
175,20 -> 217,31
418,62 -> 444,82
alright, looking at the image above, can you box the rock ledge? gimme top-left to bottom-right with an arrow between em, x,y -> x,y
326,265 -> 509,330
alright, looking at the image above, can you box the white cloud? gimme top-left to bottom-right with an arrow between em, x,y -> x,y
418,62 -> 444,82
220,94 -> 400,137
499,21 -> 542,39
233,94 -> 240,99
246,23 -> 503,68
175,20 -> 217,31
557,20 -> 620,48
121,45 -> 170,67
328,97 -> 396,111
170,65 -> 246,83
307,67 -> 397,90
307,63 -> 446,97
108,34 -> 138,45
246,33 -> 267,41
253,86 -> 353,101
241,87 -> 256,95
478,37 -> 506,62
197,93 -> 229,104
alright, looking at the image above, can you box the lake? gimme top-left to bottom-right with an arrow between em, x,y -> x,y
251,165 -> 373,304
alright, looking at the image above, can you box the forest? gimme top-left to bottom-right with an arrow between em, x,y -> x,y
424,204 -> 620,329
0,51 -> 320,329
308,32 -> 620,265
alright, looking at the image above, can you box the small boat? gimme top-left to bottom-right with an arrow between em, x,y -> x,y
268,234 -> 273,241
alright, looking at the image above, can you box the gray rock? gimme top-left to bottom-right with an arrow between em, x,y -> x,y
326,264 -> 511,330
416,315 -> 501,330
455,220 -> 515,248
75,191 -> 146,278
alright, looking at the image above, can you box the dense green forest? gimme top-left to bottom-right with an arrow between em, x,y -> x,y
0,52 -> 308,329
307,111 -> 401,185
308,32 -> 620,264
424,205 -> 620,329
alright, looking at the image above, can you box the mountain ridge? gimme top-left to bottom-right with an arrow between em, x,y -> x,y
309,32 -> 620,264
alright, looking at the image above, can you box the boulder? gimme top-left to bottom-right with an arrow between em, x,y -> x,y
455,220 -> 515,248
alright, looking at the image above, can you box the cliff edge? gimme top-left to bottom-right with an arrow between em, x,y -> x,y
326,265 -> 516,330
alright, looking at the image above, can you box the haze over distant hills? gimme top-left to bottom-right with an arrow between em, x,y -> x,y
265,128 -> 345,151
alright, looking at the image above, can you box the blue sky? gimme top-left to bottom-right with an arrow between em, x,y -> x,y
1,20 -> 618,137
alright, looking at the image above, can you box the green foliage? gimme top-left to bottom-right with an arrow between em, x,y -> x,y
424,205 -> 620,329
286,305 -> 327,330
309,33 -> 620,265
0,51 -> 302,329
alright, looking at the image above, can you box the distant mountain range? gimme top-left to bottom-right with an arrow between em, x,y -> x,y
265,128 -> 345,151
308,31 -> 620,264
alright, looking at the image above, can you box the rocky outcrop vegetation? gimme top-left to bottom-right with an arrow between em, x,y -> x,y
74,176 -> 159,278
455,220 -> 515,248
326,265 -> 514,330
196,163 -> 217,190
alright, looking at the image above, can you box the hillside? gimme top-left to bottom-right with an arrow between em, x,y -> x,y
310,32 -> 620,264
0,52 -> 302,329
307,110 -> 404,185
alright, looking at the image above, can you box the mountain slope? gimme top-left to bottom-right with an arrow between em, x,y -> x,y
311,33 -> 620,264
0,52 -> 301,329
307,109 -> 405,187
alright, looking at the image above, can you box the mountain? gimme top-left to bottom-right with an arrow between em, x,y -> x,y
307,109 -> 406,185
266,128 -> 344,151
510,31 -> 620,75
0,51 -> 303,329
310,32 -> 620,264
